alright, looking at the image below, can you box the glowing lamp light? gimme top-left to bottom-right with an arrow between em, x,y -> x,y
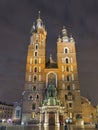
2,119 -> 6,123
7,118 -> 12,123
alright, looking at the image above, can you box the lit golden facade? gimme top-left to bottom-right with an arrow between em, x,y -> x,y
22,13 -> 96,125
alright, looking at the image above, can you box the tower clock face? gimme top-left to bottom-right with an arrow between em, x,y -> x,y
48,73 -> 56,86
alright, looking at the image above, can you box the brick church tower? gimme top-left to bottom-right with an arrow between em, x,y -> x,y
21,12 -> 82,125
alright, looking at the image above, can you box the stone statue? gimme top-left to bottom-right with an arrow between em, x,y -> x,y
46,84 -> 57,98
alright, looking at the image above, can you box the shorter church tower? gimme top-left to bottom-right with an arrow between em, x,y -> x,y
57,26 -> 82,121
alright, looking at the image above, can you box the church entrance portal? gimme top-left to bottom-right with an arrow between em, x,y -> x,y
59,115 -> 63,125
49,112 -> 55,125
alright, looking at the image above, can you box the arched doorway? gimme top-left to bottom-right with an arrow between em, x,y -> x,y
49,112 -> 55,125
59,115 -> 63,125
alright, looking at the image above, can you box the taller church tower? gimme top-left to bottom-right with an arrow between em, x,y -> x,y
22,13 -> 82,125
22,12 -> 47,123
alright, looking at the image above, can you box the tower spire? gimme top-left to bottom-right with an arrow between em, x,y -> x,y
38,11 -> 41,19
36,11 -> 43,28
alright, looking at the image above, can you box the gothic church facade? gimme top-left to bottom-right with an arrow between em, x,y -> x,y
22,13 -> 87,125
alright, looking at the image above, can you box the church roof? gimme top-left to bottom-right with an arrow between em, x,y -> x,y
46,54 -> 58,68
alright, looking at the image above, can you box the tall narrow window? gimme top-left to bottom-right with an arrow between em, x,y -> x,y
33,86 -> 36,91
32,103 -> 36,110
64,47 -> 69,53
34,67 -> 37,73
34,76 -> 37,82
65,57 -> 70,63
29,95 -> 33,100
36,95 -> 39,99
34,51 -> 38,56
67,76 -> 70,81
69,103 -> 73,108
35,44 -> 38,50
16,110 -> 21,118
65,95 -> 67,100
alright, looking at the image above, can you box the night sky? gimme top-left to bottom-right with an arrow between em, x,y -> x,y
0,0 -> 98,105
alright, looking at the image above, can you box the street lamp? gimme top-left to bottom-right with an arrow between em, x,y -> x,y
65,118 -> 72,130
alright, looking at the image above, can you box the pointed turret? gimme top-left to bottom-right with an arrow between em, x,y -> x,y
69,34 -> 75,42
49,54 -> 55,64
57,35 -> 61,43
61,26 -> 69,42
30,22 -> 35,35
36,11 -> 43,29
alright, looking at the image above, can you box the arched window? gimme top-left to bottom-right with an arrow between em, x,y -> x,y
34,67 -> 37,73
34,75 -> 37,82
32,103 -> 36,110
33,86 -> 36,91
36,94 -> 39,99
66,58 -> 69,63
34,51 -> 38,56
29,95 -> 33,100
35,44 -> 38,50
64,47 -> 69,53
67,76 -> 70,81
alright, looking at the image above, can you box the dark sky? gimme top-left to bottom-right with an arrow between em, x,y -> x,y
0,0 -> 98,105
